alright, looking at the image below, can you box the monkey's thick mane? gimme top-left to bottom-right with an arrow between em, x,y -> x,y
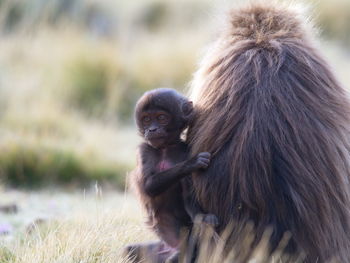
188,2 -> 350,261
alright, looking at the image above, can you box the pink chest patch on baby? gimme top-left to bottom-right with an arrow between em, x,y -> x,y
157,160 -> 173,172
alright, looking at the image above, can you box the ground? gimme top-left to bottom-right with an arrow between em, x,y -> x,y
0,189 -> 154,263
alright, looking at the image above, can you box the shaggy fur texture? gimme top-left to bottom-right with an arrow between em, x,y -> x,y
187,2 -> 350,262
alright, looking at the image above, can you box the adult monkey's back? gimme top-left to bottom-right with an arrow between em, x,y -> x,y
187,2 -> 350,262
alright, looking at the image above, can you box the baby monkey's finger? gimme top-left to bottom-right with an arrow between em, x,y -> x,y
198,157 -> 210,164
198,152 -> 211,159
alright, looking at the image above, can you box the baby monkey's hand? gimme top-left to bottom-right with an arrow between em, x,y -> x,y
202,213 -> 219,227
193,152 -> 211,169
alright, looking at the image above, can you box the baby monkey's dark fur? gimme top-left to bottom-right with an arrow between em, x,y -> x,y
125,88 -> 217,263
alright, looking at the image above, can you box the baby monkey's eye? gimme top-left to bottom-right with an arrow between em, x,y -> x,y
157,114 -> 169,124
142,116 -> 151,123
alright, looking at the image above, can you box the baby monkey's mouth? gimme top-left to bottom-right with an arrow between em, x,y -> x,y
145,132 -> 168,140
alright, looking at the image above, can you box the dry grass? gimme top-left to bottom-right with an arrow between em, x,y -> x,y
0,190 -> 155,263
0,190 -> 300,263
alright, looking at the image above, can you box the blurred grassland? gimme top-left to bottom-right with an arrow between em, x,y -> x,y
0,0 -> 350,188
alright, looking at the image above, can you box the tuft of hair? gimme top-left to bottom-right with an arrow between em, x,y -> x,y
188,1 -> 350,262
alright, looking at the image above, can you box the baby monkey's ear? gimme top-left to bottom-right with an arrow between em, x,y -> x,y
182,101 -> 193,116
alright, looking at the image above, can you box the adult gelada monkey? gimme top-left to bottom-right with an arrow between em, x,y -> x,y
187,2 -> 350,262
126,88 -> 218,263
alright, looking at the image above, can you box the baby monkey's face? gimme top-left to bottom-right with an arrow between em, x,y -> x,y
135,88 -> 194,149
140,109 -> 175,148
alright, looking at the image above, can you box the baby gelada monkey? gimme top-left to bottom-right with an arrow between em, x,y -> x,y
127,88 -> 218,262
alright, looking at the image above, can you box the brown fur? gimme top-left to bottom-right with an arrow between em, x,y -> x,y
187,2 -> 350,262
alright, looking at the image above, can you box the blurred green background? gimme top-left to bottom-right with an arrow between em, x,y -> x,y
0,0 -> 349,189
